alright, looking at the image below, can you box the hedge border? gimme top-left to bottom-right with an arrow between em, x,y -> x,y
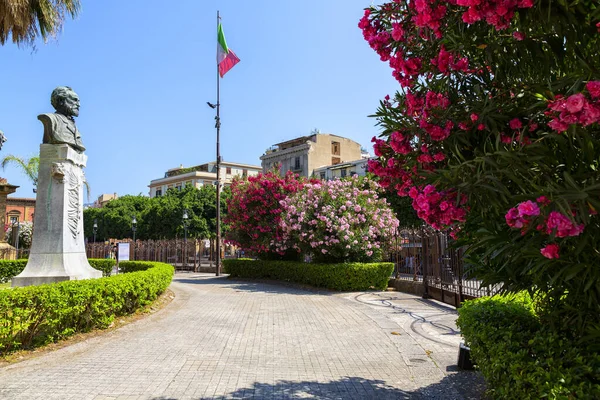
457,294 -> 600,398
223,259 -> 393,291
0,258 -> 116,283
0,261 -> 174,355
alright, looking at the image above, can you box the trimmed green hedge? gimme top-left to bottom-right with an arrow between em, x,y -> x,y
0,261 -> 173,354
457,294 -> 600,399
0,260 -> 27,283
88,259 -> 116,277
223,259 -> 393,291
0,258 -> 115,282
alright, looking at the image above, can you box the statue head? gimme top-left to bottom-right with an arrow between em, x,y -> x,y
50,86 -> 80,118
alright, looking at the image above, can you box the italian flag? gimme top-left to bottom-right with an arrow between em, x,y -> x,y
217,23 -> 240,78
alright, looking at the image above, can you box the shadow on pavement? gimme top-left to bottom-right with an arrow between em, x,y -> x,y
173,275 -> 336,296
150,373 -> 486,399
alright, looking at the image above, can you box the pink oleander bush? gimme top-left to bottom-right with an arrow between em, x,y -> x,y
361,0 -> 600,341
278,176 -> 399,263
224,170 -> 315,260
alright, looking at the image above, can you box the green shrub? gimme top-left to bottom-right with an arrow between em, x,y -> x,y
223,259 -> 393,291
0,260 -> 27,283
0,258 -> 117,282
88,258 -> 116,277
0,261 -> 173,354
457,295 -> 600,399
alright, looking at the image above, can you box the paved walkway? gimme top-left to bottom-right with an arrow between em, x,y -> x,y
0,274 -> 485,399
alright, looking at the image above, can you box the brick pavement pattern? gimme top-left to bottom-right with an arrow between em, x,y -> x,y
0,274 -> 485,399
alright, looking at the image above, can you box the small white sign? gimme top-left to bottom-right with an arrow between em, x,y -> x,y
118,242 -> 130,262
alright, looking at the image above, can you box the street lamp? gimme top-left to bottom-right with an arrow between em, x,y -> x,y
131,215 -> 137,260
93,218 -> 98,243
13,220 -> 20,254
182,209 -> 188,269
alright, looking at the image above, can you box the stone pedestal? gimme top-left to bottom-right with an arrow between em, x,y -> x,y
0,181 -> 19,259
12,144 -> 101,287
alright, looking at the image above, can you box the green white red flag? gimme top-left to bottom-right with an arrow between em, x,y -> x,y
217,23 -> 240,78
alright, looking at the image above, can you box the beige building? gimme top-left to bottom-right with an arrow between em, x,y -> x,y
148,161 -> 261,198
312,157 -> 371,180
260,133 -> 363,178
93,193 -> 118,208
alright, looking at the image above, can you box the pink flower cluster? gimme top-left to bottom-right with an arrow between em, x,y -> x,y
547,82 -> 600,132
540,243 -> 560,259
408,184 -> 468,230
505,200 -> 540,228
225,170 -> 312,255
279,176 -> 399,262
430,46 -> 469,74
455,0 -> 534,30
505,198 -> 585,259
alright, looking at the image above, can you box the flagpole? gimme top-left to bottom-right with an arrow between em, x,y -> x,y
215,10 -> 222,277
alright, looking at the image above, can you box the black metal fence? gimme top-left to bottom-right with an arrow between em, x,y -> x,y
85,239 -> 238,272
386,228 -> 500,307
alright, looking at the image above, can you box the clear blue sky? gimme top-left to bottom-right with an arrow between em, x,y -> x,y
0,0 -> 397,200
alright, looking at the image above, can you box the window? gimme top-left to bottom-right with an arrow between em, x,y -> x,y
155,189 -> 162,197
294,156 -> 301,170
175,185 -> 182,191
341,169 -> 347,178
332,141 -> 340,155
9,216 -> 18,224
332,157 -> 341,165
320,172 -> 326,180
226,167 -> 232,174
242,169 -> 248,177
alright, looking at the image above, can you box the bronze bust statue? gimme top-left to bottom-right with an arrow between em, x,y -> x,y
38,86 -> 85,153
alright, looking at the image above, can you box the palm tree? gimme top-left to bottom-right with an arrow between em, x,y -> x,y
1,153 -> 90,199
1,154 -> 39,191
0,0 -> 81,47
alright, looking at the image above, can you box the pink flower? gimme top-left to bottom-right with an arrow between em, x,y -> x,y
565,93 -> 586,113
540,243 -> 560,259
536,196 -> 551,206
586,81 -> 600,99
548,118 -> 569,132
517,200 -> 540,217
470,113 -> 479,121
505,207 -> 523,228
513,31 -> 525,41
509,118 -> 522,130
545,211 -> 585,238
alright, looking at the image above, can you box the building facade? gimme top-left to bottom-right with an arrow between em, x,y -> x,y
148,161 -> 262,198
312,157 -> 370,180
260,133 -> 363,178
6,197 -> 36,224
94,193 -> 118,208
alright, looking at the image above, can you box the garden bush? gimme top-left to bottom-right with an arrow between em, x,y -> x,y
362,0 -> 600,342
279,176 -> 399,262
457,294 -> 600,399
225,169 -> 314,259
0,258 -> 117,282
0,259 -> 27,283
0,261 -> 173,354
88,258 -> 116,277
223,259 -> 393,291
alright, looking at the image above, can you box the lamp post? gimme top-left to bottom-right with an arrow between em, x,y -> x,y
131,216 -> 137,260
93,218 -> 98,243
182,209 -> 188,269
13,220 -> 20,255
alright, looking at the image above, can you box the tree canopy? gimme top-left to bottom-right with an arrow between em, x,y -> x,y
0,0 -> 80,47
83,185 -> 229,242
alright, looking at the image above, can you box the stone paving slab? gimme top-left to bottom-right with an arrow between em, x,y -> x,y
0,274 -> 485,399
